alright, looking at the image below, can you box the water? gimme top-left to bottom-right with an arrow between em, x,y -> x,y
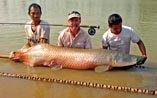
0,0 -> 157,98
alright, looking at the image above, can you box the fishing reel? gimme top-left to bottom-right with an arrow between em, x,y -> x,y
88,26 -> 100,36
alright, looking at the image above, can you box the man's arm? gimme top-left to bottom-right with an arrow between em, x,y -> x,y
22,40 -> 31,49
136,39 -> 147,65
137,40 -> 147,58
39,38 -> 48,43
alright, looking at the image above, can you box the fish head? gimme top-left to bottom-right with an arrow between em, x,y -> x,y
9,51 -> 24,62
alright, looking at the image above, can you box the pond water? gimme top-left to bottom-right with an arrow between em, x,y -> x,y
0,0 -> 157,98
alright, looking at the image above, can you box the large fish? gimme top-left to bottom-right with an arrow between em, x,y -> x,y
9,44 -> 146,72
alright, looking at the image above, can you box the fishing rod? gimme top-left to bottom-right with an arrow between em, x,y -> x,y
0,22 -> 100,35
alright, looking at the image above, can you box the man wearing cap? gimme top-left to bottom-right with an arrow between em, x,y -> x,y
57,11 -> 92,48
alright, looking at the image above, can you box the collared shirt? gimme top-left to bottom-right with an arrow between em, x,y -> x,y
102,25 -> 140,54
25,20 -> 50,45
57,28 -> 92,48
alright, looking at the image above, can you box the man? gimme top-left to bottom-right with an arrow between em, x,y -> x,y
10,3 -> 50,61
57,11 -> 92,48
22,3 -> 50,50
102,13 -> 147,65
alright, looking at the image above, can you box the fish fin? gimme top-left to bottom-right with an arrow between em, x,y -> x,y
51,65 -> 63,70
94,65 -> 111,72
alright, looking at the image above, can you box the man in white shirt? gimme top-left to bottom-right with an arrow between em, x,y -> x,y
57,11 -> 92,49
102,14 -> 147,65
22,3 -> 50,49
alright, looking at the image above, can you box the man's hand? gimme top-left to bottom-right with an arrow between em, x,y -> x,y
136,56 -> 147,65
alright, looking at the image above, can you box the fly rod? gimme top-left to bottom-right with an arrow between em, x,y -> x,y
0,22 -> 100,35
0,22 -> 100,28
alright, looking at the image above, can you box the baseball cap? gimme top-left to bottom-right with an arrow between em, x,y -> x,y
68,11 -> 81,20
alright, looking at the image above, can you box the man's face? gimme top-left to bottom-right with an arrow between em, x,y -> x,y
68,17 -> 81,30
109,23 -> 122,34
29,7 -> 41,22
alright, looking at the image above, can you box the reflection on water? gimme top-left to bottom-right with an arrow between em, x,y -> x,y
0,0 -> 157,98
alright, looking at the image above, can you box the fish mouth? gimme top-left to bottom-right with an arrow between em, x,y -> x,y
9,51 -> 21,62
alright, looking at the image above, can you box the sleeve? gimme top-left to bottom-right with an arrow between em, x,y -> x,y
102,32 -> 109,47
130,28 -> 140,43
